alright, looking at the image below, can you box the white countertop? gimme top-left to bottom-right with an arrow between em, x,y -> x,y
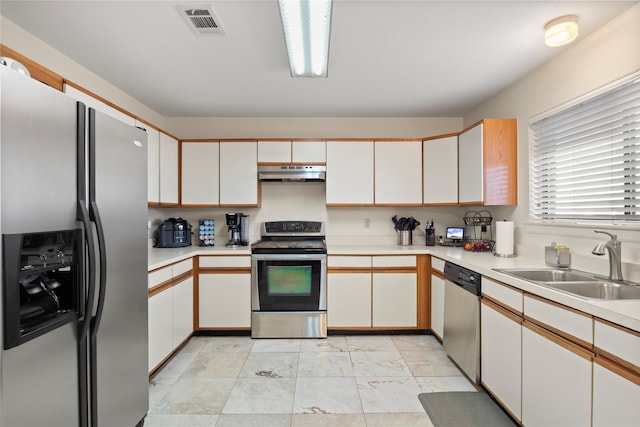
149,243 -> 640,332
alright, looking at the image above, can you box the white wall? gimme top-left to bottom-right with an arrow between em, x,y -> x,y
165,117 -> 462,139
0,16 -> 165,128
149,182 -> 469,247
464,4 -> 640,281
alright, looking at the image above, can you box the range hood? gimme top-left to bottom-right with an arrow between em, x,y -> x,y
258,165 -> 326,182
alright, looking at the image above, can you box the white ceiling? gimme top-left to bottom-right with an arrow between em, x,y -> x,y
1,1 -> 637,118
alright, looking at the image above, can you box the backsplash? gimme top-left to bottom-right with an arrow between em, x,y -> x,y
148,181 -> 467,247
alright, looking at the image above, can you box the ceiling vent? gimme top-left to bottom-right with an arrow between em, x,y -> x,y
176,5 -> 223,35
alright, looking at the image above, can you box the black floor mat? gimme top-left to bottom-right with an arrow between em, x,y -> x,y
418,392 -> 517,427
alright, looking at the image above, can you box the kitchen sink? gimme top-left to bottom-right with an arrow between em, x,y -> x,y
495,268 -> 640,300
542,281 -> 640,300
496,268 -> 599,282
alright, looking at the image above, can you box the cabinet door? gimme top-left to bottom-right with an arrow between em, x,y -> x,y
592,359 -> 640,427
327,273 -> 371,327
372,272 -> 417,327
258,140 -> 291,163
458,123 -> 483,204
137,123 -> 160,204
326,141 -> 374,205
159,132 -> 179,205
292,140 -> 325,163
481,299 -> 522,422
374,141 -> 423,205
181,142 -> 220,205
430,274 -> 444,339
522,323 -> 592,427
423,136 -> 458,204
148,289 -> 173,372
171,277 -> 193,348
198,273 -> 251,328
220,141 -> 258,206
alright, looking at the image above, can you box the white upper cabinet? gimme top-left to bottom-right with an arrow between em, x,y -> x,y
458,119 -> 517,206
326,141 -> 374,205
292,140 -> 326,163
458,124 -> 484,204
258,140 -> 291,163
423,135 -> 458,205
258,140 -> 326,163
159,132 -> 179,205
135,120 -> 160,204
220,141 -> 258,206
181,142 -> 220,206
374,140 -> 422,205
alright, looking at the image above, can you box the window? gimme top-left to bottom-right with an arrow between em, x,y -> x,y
530,76 -> 640,223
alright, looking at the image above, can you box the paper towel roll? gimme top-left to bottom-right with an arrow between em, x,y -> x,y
495,221 -> 515,256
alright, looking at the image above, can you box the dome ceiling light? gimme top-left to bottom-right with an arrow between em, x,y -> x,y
544,15 -> 579,47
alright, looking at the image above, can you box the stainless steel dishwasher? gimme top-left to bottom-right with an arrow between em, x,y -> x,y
443,261 -> 482,383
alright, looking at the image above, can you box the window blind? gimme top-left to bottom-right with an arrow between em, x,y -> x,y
530,77 -> 640,222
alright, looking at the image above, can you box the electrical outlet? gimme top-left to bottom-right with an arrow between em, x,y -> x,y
364,218 -> 371,229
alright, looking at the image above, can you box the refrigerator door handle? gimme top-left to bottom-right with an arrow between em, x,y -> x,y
88,200 -> 107,335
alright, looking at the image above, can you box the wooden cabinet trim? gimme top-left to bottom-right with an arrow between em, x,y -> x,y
482,297 -> 523,324
199,267 -> 252,274
0,44 -> 64,90
594,346 -> 640,376
594,354 -> 640,386
523,320 -> 594,362
149,271 -> 193,297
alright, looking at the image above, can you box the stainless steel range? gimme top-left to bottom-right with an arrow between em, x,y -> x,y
251,221 -> 327,338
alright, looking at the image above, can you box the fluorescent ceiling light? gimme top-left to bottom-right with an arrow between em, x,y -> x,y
544,15 -> 579,47
278,0 -> 332,77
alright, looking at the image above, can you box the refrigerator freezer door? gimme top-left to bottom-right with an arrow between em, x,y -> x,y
89,109 -> 148,427
1,67 -> 81,426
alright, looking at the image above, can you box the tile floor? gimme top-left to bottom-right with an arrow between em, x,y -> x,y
146,334 -> 477,427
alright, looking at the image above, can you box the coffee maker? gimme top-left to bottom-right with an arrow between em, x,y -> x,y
226,213 -> 249,247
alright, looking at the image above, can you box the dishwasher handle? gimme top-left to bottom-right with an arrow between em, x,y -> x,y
444,262 -> 482,295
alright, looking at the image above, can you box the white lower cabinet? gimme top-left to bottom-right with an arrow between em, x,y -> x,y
148,289 -> 173,372
592,359 -> 640,427
326,255 -> 417,329
522,323 -> 592,427
198,273 -> 251,328
172,277 -> 194,347
327,273 -> 371,327
430,274 -> 444,339
480,299 -> 522,422
372,272 -> 417,327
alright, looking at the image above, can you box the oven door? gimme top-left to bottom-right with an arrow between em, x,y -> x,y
251,253 -> 326,311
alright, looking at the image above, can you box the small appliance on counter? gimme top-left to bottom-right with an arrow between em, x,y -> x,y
199,219 -> 215,246
226,212 -> 249,247
154,217 -> 192,248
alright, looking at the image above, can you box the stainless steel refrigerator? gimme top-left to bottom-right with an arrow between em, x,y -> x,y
0,66 -> 148,427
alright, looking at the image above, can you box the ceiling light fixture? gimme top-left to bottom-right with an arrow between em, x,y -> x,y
278,0 -> 332,77
544,15 -> 579,47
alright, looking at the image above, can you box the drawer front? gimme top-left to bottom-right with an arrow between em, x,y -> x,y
482,277 -> 523,314
431,257 -> 445,273
328,256 -> 371,268
524,295 -> 593,345
172,259 -> 193,276
372,255 -> 416,268
594,319 -> 640,369
148,266 -> 172,289
199,256 -> 251,268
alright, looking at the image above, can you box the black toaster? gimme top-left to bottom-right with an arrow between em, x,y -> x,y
154,217 -> 192,248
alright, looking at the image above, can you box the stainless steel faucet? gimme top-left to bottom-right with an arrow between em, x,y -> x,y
592,230 -> 623,281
